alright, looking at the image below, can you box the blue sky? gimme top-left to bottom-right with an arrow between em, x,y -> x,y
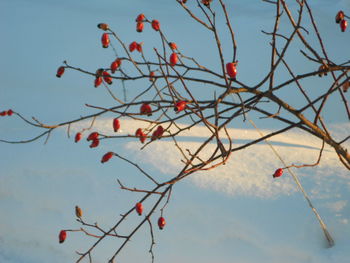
1,0 -> 350,262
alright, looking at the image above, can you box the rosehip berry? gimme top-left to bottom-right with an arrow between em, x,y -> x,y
136,14 -> 145,22
97,23 -> 109,31
136,22 -> 144,32
226,62 -> 237,79
102,71 -> 113,85
152,20 -> 160,31
94,77 -> 103,87
340,19 -> 348,32
174,101 -> 187,113
129,41 -> 137,52
343,82 -> 350,93
59,230 -> 67,244
87,132 -> 99,141
151,125 -> 164,141
201,0 -> 212,6
113,118 -> 120,132
101,33 -> 110,48
135,202 -> 143,216
75,205 -> 83,218
95,68 -> 104,77
135,128 -> 147,144
110,59 -> 122,73
56,66 -> 65,78
169,42 -> 177,50
170,53 -> 178,66
0,111 -> 7,116
140,103 -> 152,116
101,152 -> 114,163
7,109 -> 13,116
335,11 -> 345,24
89,138 -> 100,148
158,217 -> 166,230
75,132 -> 82,143
149,71 -> 155,82
273,168 -> 283,178
136,42 -> 143,53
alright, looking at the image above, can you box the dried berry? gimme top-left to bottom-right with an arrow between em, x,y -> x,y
97,23 -> 109,31
75,205 -> 83,218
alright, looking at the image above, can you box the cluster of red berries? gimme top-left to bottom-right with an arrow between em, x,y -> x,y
135,202 -> 166,229
58,203 -> 166,244
336,11 -> 348,32
0,109 -> 13,116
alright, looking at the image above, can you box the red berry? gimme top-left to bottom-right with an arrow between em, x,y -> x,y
136,22 -> 144,32
174,101 -> 187,113
129,41 -> 137,52
97,23 -> 109,31
110,59 -> 122,73
140,103 -> 152,116
136,14 -> 145,22
56,66 -> 65,78
169,42 -> 177,50
273,168 -> 283,178
0,111 -> 7,116
152,20 -> 160,31
157,217 -> 166,230
136,43 -> 143,53
102,71 -> 113,85
113,118 -> 120,132
340,19 -> 348,32
7,109 -> 13,116
87,132 -> 99,141
149,71 -> 155,82
101,33 -> 110,48
151,125 -> 164,141
135,202 -> 143,216
59,230 -> 67,244
226,62 -> 237,79
170,53 -> 178,66
94,77 -> 103,88
336,11 -> 345,24
75,132 -> 82,143
101,152 -> 114,163
89,138 -> 100,148
135,128 -> 147,143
